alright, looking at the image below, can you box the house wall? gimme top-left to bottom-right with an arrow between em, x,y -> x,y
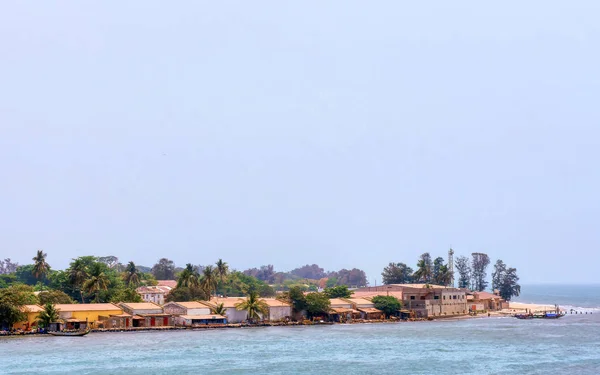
13,312 -> 40,330
267,306 -> 292,321
224,307 -> 247,323
187,307 -> 211,315
58,309 -> 122,325
163,304 -> 186,315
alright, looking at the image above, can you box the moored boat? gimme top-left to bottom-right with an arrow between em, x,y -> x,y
48,330 -> 90,337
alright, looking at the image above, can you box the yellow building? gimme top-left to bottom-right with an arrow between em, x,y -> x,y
54,303 -> 123,328
13,305 -> 44,330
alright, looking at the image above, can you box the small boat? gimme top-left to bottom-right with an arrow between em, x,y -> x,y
514,314 -> 534,320
49,330 -> 90,337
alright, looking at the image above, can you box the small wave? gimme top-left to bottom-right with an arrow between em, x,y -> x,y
559,305 -> 600,313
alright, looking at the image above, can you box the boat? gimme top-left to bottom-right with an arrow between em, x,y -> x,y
49,329 -> 90,337
514,312 -> 565,320
514,314 -> 534,320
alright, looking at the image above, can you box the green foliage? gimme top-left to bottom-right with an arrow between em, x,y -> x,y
277,286 -> 308,314
110,287 -> 143,303
165,286 -> 208,302
323,285 -> 353,299
491,260 -> 507,291
32,250 -> 50,283
82,263 -> 111,302
200,265 -> 218,298
0,274 -> 17,288
151,258 -> 176,280
381,262 -> 414,284
123,261 -> 141,288
37,303 -> 59,328
212,303 -> 227,316
218,271 -> 274,298
0,284 -> 38,328
38,290 -> 75,305
305,292 -> 331,318
455,256 -> 471,289
498,267 -> 521,301
471,253 -> 490,292
235,291 -> 269,322
325,277 -> 338,288
15,265 -> 39,286
177,264 -> 200,288
413,253 -> 433,283
371,295 -> 402,318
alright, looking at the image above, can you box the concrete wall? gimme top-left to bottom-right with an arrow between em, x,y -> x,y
187,307 -> 211,315
267,306 -> 292,321
224,307 -> 248,323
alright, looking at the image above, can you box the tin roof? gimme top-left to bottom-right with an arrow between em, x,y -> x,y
167,301 -> 212,309
119,302 -> 163,310
357,307 -> 382,314
55,303 -> 121,312
180,314 -> 226,320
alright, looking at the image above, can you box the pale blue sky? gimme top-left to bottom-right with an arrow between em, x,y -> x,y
1,1 -> 599,284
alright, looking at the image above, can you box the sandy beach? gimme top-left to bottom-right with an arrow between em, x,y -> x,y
504,302 -> 561,313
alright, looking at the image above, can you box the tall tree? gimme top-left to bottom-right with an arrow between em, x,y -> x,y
499,267 -> 521,301
32,250 -> 50,284
491,259 -> 507,291
216,259 -> 229,284
68,258 -> 89,303
276,286 -> 308,314
235,291 -> 269,322
177,263 -> 200,288
98,256 -> 119,270
0,258 -> 19,275
305,292 -> 331,318
413,252 -> 433,283
332,268 -> 368,287
381,262 -> 413,284
151,258 -> 176,280
83,263 -> 111,302
200,265 -> 218,299
123,261 -> 141,288
471,253 -> 490,292
455,256 -> 471,289
211,303 -> 227,316
432,257 -> 445,283
371,296 -> 402,318
434,264 -> 453,286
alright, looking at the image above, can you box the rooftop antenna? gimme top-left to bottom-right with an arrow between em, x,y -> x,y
448,248 -> 455,287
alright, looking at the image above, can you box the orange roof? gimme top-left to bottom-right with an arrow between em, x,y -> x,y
344,298 -> 374,306
157,280 -> 177,288
180,314 -> 226,320
55,303 -> 121,312
329,298 -> 352,306
119,302 -> 162,310
20,305 -> 43,313
352,291 -> 404,300
168,301 -> 212,309
357,307 -> 383,314
473,292 -> 501,301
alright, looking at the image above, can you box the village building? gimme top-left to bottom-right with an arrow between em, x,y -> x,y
343,298 -> 384,320
13,305 -> 44,330
328,298 -> 360,322
356,284 -> 468,318
202,297 -> 292,323
118,302 -> 173,327
136,285 -> 172,305
468,291 -> 506,312
53,303 -> 123,330
162,301 -> 227,326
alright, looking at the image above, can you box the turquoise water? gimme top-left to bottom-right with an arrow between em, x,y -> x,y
3,285 -> 600,374
514,284 -> 600,310
3,316 -> 600,374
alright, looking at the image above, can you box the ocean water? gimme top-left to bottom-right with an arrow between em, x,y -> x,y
513,284 -> 600,311
2,285 -> 600,375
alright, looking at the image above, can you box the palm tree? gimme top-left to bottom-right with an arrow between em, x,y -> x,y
68,258 -> 89,303
83,263 -> 111,303
200,265 -> 217,300
216,259 -> 229,283
123,261 -> 140,288
37,302 -> 60,329
212,302 -> 227,316
177,263 -> 200,288
32,250 -> 50,285
413,259 -> 432,283
235,291 -> 269,323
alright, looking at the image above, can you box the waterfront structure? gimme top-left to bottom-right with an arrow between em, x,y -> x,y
202,297 -> 292,323
355,284 -> 468,318
54,303 -> 123,329
343,298 -> 384,320
468,291 -> 506,312
118,302 -> 173,327
162,301 -> 226,326
328,298 -> 360,322
13,305 -> 44,330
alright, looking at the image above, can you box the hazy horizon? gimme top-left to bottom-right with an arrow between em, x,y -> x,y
2,1 -> 599,284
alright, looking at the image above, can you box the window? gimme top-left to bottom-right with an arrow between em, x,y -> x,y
453,295 -> 457,300
434,296 -> 439,300
410,296 -> 415,300
443,296 -> 446,300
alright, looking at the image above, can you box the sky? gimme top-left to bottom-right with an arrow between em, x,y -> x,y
1,1 -> 599,284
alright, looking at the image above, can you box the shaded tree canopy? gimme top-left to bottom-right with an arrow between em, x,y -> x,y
455,256 -> 471,289
371,295 -> 402,317
471,253 -> 490,292
151,258 -> 176,280
290,264 -> 326,280
305,292 -> 331,318
323,285 -> 353,299
381,262 -> 413,284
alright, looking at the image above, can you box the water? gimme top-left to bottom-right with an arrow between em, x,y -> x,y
2,285 -> 600,374
514,284 -> 600,311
